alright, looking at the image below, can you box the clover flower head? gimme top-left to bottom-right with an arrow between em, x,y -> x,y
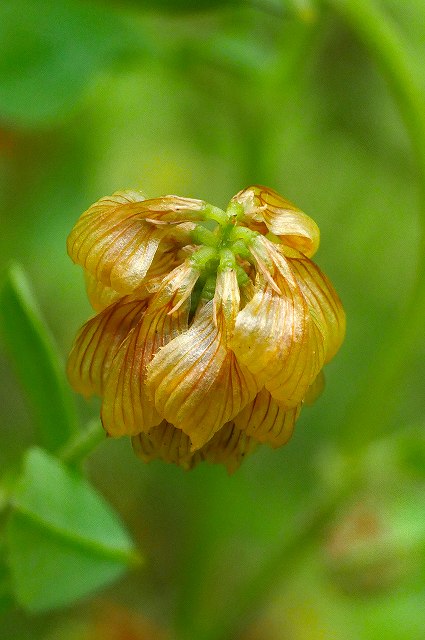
67,186 -> 345,472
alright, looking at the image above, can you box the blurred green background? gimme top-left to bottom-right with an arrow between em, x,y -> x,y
1,1 -> 425,639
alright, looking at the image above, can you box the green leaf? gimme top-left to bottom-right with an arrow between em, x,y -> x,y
6,448 -> 141,612
0,263 -> 78,451
0,0 -> 145,128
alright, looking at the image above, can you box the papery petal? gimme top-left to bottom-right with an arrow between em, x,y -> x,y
146,300 -> 260,451
249,235 -> 297,294
264,301 -> 326,408
131,195 -> 206,223
132,421 -> 201,470
67,298 -> 146,397
67,190 -> 167,293
233,185 -> 320,257
84,270 -> 123,312
231,272 -> 326,409
201,422 -> 258,474
101,263 -> 197,437
234,388 -> 300,447
239,278 -> 255,309
285,249 -> 346,363
213,269 -> 240,338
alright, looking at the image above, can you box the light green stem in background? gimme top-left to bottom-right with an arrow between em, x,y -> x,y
325,0 -> 425,450
197,2 -> 425,639
59,420 -> 105,466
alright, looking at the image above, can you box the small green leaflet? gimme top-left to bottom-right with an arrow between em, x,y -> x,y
6,448 -> 141,612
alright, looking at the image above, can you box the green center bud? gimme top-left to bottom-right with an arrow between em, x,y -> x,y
189,198 -> 260,303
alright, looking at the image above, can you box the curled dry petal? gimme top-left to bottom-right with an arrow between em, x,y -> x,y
146,300 -> 260,451
234,388 -> 300,448
233,185 -> 320,257
83,248 -> 182,312
231,270 -> 326,409
213,269 -> 240,338
84,271 -> 123,313
101,265 -> 197,437
132,421 -> 201,471
130,195 -> 206,223
284,249 -> 346,363
201,422 -> 258,474
67,298 -> 146,397
132,420 -> 256,473
67,190 -> 165,293
249,235 -> 297,291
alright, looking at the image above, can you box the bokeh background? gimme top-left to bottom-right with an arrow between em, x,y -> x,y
1,1 -> 425,639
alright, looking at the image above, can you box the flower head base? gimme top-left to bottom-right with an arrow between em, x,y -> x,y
67,186 -> 345,472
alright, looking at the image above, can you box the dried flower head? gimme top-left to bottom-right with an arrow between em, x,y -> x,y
67,186 -> 345,472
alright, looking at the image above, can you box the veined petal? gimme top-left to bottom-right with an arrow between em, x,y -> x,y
146,301 -> 260,451
101,263 -> 196,437
233,185 -> 320,257
230,279 -> 287,379
285,249 -> 346,362
67,190 -> 167,293
132,195 -> 206,223
84,270 -> 123,312
249,235 -> 297,294
201,422 -> 258,474
84,248 -> 184,312
231,272 -> 326,409
213,269 -> 240,339
67,298 -> 146,397
234,388 -> 300,448
265,304 -> 326,408
132,421 -> 201,470
239,278 -> 255,309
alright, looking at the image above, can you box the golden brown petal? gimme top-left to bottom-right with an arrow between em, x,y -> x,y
84,271 -> 123,312
101,263 -> 197,437
83,247 -> 182,312
132,422 -> 201,470
284,249 -> 346,363
129,195 -> 206,223
201,422 -> 258,474
213,269 -> 241,338
234,388 -> 300,448
231,271 -> 326,409
264,296 -> 326,408
233,185 -> 320,257
67,298 -> 146,397
67,190 -> 167,293
146,300 -> 260,451
249,235 -> 297,294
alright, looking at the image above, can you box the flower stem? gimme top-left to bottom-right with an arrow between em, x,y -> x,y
59,420 -> 105,466
196,483 -> 355,640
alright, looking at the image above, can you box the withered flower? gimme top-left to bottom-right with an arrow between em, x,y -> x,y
67,186 -> 345,472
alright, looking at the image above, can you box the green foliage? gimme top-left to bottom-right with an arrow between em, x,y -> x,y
0,0 -> 145,128
0,264 -> 77,452
0,265 -> 76,451
6,448 -> 141,612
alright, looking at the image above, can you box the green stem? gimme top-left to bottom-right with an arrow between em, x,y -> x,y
198,482 -> 356,640
59,420 -> 105,466
201,2 -> 425,638
325,0 -> 425,450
